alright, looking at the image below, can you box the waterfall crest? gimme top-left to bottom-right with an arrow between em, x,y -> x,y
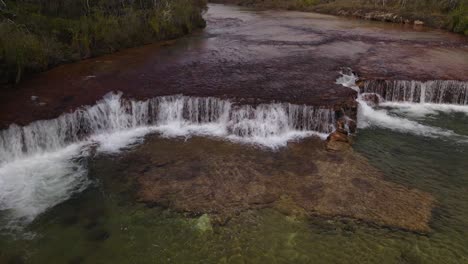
362,80 -> 468,105
0,92 -> 336,165
0,92 -> 336,229
336,73 -> 468,140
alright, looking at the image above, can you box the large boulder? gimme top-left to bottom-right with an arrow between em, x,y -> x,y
326,118 -> 351,151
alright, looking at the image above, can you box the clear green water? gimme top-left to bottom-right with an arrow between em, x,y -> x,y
0,112 -> 467,264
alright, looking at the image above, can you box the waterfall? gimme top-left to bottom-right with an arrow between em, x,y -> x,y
0,92 -> 336,165
337,72 -> 468,140
362,80 -> 468,105
0,92 -> 336,229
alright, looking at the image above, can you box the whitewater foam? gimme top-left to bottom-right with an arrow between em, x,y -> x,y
336,68 -> 359,92
337,72 -> 467,139
356,98 -> 458,138
0,143 -> 90,230
92,127 -> 155,154
379,102 -> 468,117
0,92 -> 336,229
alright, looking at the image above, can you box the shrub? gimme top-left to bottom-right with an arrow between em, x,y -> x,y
450,0 -> 468,34
0,22 -> 47,83
0,0 -> 207,84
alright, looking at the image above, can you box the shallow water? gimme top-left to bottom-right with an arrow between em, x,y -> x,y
0,3 -> 468,264
0,109 -> 467,263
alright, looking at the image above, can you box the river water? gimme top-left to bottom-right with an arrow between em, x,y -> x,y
0,4 -> 467,264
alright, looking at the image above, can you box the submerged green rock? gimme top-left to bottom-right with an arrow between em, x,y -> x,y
195,214 -> 213,232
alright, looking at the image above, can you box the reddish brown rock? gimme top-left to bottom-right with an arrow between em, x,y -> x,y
361,93 -> 381,107
105,136 -> 435,233
347,119 -> 357,133
355,79 -> 365,89
327,119 -> 351,151
326,142 -> 348,152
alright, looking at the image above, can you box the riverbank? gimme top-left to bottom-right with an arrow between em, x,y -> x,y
211,0 -> 468,35
0,0 -> 207,85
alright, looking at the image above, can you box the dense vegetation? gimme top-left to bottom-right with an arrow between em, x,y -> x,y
451,0 -> 468,34
317,0 -> 468,35
213,0 -> 468,35
0,0 -> 207,84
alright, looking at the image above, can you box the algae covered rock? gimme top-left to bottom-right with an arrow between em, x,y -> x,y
195,214 -> 213,232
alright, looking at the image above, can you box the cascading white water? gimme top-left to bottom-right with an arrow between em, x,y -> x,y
362,80 -> 468,105
337,72 -> 468,139
360,79 -> 468,117
0,92 -> 336,229
0,93 -> 335,163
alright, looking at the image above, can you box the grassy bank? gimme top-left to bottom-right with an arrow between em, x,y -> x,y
0,0 -> 207,85
211,0 -> 468,35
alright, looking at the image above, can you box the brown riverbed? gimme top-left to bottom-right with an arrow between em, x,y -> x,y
99,135 -> 433,233
1,4 -> 467,129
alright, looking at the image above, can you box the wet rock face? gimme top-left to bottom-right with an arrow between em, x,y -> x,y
361,93 -> 381,107
112,136 -> 434,233
326,131 -> 350,151
326,118 -> 351,151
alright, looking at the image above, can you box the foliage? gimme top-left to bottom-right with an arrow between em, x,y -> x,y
0,0 -> 207,84
450,0 -> 468,34
220,0 -> 319,10
214,0 -> 468,34
0,22 -> 56,83
321,0 -> 468,35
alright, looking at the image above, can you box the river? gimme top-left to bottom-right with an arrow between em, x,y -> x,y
0,4 -> 467,264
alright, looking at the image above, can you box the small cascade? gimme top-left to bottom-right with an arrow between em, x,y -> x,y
0,92 -> 336,164
337,72 -> 468,140
0,92 -> 337,229
362,80 -> 468,105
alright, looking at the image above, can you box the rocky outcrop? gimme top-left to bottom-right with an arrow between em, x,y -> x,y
360,93 -> 381,107
326,118 -> 352,151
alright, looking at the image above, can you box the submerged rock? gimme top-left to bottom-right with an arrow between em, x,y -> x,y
128,136 -> 434,233
195,214 -> 213,232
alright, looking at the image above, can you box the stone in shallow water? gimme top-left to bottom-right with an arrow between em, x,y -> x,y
195,214 -> 213,232
326,130 -> 351,152
112,136 -> 434,233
